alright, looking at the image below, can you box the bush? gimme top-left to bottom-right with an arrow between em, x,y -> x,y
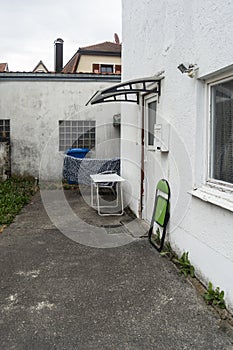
0,176 -> 36,226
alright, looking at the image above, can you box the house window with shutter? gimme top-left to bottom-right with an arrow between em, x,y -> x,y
209,78 -> 233,185
92,64 -> 115,74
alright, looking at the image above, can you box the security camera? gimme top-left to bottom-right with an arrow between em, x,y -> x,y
177,63 -> 199,78
177,63 -> 188,73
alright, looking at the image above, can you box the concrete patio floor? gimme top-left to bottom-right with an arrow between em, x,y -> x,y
0,189 -> 233,350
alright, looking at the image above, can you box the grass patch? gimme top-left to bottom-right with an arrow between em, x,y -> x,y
0,176 -> 37,227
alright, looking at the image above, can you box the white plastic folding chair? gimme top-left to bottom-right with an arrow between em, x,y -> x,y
97,170 -> 116,195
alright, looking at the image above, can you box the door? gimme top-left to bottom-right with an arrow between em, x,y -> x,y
142,95 -> 158,222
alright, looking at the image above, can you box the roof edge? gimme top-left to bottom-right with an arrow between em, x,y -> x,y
0,72 -> 121,82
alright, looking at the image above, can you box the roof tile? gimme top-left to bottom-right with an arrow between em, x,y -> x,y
80,41 -> 121,53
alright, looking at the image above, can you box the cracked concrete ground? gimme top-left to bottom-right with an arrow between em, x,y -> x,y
0,190 -> 233,350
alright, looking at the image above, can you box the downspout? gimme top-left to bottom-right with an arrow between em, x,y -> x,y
139,97 -> 145,218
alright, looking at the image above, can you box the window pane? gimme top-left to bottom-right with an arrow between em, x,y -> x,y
148,101 -> 156,146
100,65 -> 113,73
0,119 -> 10,141
59,120 -> 96,151
211,80 -> 233,184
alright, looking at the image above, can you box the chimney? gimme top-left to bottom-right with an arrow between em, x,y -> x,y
54,38 -> 64,73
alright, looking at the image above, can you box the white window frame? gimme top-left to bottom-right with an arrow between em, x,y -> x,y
206,75 -> 233,192
144,95 -> 158,151
190,71 -> 233,212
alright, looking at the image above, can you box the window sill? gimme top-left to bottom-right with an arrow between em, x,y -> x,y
188,185 -> 233,212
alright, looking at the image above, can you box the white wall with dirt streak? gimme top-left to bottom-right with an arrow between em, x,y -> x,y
0,75 -> 121,180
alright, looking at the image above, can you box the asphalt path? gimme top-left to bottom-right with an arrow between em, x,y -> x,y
0,191 -> 233,350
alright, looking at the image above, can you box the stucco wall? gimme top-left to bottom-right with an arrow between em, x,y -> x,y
0,77 -> 120,180
122,0 -> 233,311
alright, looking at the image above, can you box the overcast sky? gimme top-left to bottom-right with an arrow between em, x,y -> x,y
0,0 -> 122,72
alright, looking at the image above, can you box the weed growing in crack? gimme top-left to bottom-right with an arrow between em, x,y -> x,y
203,282 -> 226,309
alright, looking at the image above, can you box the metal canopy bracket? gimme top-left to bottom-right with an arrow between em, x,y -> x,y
86,76 -> 162,105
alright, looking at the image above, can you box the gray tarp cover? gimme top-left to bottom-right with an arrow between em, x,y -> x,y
63,156 -> 120,185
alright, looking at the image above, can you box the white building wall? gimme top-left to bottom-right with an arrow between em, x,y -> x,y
121,103 -> 142,216
122,0 -> 233,311
0,76 -> 121,180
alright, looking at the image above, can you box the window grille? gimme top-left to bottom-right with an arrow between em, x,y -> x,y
0,120 -> 10,142
59,120 -> 96,152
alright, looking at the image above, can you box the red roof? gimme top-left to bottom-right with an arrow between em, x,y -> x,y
62,41 -> 121,74
62,53 -> 80,74
79,41 -> 121,53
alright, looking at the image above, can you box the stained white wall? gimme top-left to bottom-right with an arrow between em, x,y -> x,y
0,76 -> 121,180
122,0 -> 233,312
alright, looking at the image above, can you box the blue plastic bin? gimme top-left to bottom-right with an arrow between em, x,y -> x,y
66,148 -> 89,159
65,148 -> 89,184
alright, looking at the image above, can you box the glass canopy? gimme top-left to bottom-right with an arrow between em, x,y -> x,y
86,76 -> 162,105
